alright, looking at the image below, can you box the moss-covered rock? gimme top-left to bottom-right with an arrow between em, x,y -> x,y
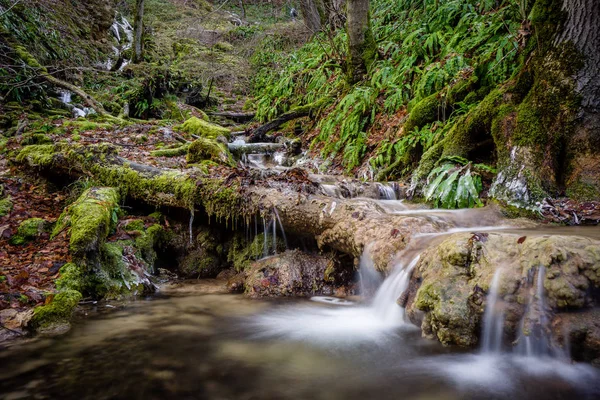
404,93 -> 441,133
54,187 -> 120,259
179,117 -> 231,139
150,143 -> 190,157
405,232 -> 600,349
186,137 -> 235,167
0,196 -> 13,217
10,218 -> 47,245
29,290 -> 82,331
244,250 -> 342,298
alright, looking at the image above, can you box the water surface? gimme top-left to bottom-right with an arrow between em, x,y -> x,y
1,280 -> 598,400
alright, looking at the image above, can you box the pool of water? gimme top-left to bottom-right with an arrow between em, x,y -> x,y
1,280 -> 599,400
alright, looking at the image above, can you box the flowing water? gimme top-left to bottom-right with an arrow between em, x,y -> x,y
2,201 -> 600,399
1,279 -> 598,400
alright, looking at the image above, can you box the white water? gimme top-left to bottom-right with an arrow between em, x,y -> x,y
252,249 -> 418,344
57,89 -> 95,118
480,269 -> 504,353
377,182 -> 397,200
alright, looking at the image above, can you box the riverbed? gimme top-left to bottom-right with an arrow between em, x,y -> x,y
1,279 -> 598,400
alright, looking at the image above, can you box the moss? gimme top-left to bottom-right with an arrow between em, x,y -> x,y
214,41 -> 234,52
10,218 -> 46,245
53,187 -> 120,257
404,93 -> 441,133
227,233 -> 285,271
16,142 -> 241,223
55,263 -> 84,293
29,289 -> 82,330
21,133 -> 52,146
441,88 -> 504,158
0,197 -> 13,217
134,224 -> 165,268
178,117 -> 231,139
15,144 -> 56,167
124,219 -> 145,232
566,180 -> 600,202
150,143 -> 190,157
186,137 -> 235,167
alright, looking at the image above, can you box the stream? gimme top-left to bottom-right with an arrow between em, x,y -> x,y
2,210 -> 600,399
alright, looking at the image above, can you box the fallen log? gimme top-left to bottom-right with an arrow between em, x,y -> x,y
249,99 -> 328,142
208,111 -> 255,123
227,142 -> 284,157
15,142 -> 451,271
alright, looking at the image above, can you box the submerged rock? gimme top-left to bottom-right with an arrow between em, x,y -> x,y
244,250 -> 348,297
405,232 -> 600,352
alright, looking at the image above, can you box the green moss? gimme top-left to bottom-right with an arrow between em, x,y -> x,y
178,117 -> 231,139
150,143 -> 190,157
186,137 -> 235,167
404,93 -> 441,133
227,234 -> 285,271
214,41 -> 234,52
441,88 -> 504,158
566,180 -> 600,202
10,218 -> 46,245
55,263 -> 84,293
134,224 -> 165,268
124,219 -> 145,232
16,144 -> 56,167
21,133 -> 52,146
30,289 -> 82,330
53,188 -> 120,257
0,197 -> 12,217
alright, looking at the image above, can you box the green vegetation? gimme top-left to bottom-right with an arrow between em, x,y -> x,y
29,290 -> 82,330
9,218 -> 47,245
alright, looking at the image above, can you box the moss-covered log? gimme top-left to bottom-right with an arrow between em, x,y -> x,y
16,143 -> 450,271
250,100 -> 328,142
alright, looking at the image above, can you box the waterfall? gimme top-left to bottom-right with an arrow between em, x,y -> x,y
481,269 -> 504,353
370,256 -> 419,323
262,217 -> 268,258
273,208 -> 288,249
357,247 -> 383,298
57,89 -> 95,118
377,183 -> 397,200
188,209 -> 194,246
272,215 -> 277,255
515,266 -> 560,358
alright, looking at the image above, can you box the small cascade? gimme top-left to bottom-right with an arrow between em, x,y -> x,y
188,209 -> 194,246
103,13 -> 134,71
515,266 -> 560,358
371,256 -> 419,323
272,215 -> 277,255
480,269 -> 504,354
377,182 -> 397,200
58,89 -> 95,118
262,217 -> 268,258
273,208 -> 288,249
356,247 -> 383,298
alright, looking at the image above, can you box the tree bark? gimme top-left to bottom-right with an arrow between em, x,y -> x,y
346,0 -> 375,83
299,0 -> 323,32
556,0 -> 600,200
249,100 -> 327,142
133,0 -> 145,63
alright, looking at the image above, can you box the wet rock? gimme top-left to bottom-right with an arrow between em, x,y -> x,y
405,232 -> 600,350
244,250 -> 347,297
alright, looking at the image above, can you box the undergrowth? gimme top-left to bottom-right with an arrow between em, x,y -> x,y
252,0 -> 524,180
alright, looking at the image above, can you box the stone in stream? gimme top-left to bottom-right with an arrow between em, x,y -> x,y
244,250 -> 351,298
404,232 -> 600,362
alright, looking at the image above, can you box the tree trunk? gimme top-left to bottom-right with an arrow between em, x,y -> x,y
133,0 -> 145,63
299,0 -> 323,32
558,0 -> 600,200
345,0 -> 375,83
239,0 -> 246,19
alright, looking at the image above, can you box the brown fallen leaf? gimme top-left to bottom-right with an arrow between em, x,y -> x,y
517,236 -> 527,244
